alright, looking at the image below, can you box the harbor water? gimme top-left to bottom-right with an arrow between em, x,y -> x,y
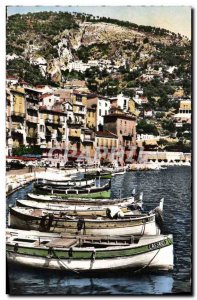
6,166 -> 192,295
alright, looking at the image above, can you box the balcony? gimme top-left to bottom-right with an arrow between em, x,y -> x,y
26,115 -> 38,123
51,132 -> 57,139
67,120 -> 84,128
53,117 -> 60,125
45,118 -> 53,124
75,100 -> 84,106
81,134 -> 94,143
74,108 -> 86,115
11,111 -> 25,118
26,94 -> 40,102
26,103 -> 39,111
40,143 -> 47,149
69,128 -> 81,137
26,132 -> 38,139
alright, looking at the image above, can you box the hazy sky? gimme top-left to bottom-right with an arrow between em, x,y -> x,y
6,6 -> 191,39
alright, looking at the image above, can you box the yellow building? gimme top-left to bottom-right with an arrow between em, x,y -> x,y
94,130 -> 118,164
86,107 -> 96,130
95,131 -> 118,148
25,87 -> 42,146
128,99 -> 137,115
10,87 -> 26,148
71,92 -> 87,125
173,88 -> 185,98
180,100 -> 191,112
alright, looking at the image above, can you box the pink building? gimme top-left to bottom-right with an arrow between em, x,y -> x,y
103,112 -> 136,147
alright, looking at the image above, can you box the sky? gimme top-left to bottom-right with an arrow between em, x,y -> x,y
6,5 -> 191,39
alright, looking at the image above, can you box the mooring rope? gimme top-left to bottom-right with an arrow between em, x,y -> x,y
134,248 -> 161,273
51,248 -> 80,274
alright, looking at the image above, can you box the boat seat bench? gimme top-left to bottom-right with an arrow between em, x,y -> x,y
46,238 -> 78,248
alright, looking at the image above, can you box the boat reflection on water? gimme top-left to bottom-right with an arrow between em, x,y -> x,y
7,264 -> 174,295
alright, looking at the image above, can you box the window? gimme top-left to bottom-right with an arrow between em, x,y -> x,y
105,110 -> 107,115
76,95 -> 82,102
105,102 -> 107,107
99,109 -> 102,116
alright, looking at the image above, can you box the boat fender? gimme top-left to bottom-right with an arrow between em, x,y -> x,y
68,247 -> 73,258
46,213 -> 54,231
77,218 -> 85,231
14,243 -> 18,252
47,247 -> 53,258
130,236 -> 134,244
91,250 -> 96,261
154,208 -> 163,230
39,215 -> 47,231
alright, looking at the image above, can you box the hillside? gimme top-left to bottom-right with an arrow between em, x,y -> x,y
6,11 -> 191,92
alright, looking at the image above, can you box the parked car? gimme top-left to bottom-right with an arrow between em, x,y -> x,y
64,161 -> 77,169
9,160 -> 26,170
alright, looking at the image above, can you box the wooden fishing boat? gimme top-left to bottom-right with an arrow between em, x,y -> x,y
27,193 -> 142,207
6,229 -> 173,272
34,182 -> 111,199
15,199 -> 139,216
102,167 -> 127,176
35,178 -> 95,187
36,172 -> 77,182
8,200 -> 163,235
84,172 -> 112,179
112,170 -> 127,176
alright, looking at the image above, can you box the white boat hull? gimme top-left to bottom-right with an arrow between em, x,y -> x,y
7,244 -> 173,272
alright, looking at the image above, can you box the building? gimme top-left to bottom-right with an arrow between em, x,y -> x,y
67,61 -> 89,73
25,87 -> 44,147
95,130 -> 118,164
6,89 -> 12,155
9,86 -> 26,149
128,99 -> 137,115
109,94 -> 130,112
71,91 -> 87,127
173,99 -> 191,126
80,128 -> 95,160
39,105 -> 67,154
103,111 -> 136,148
86,106 -> 96,130
144,109 -> 153,118
86,96 -> 111,130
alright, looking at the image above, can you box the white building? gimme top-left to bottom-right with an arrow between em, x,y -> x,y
40,93 -> 60,107
67,61 -> 89,73
6,76 -> 19,86
173,99 -> 191,124
97,97 -> 111,130
109,94 -> 130,112
144,109 -> 153,117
